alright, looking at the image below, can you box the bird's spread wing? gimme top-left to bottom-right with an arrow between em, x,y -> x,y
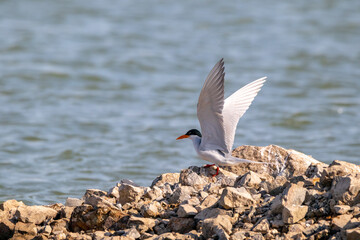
222,77 -> 266,153
197,59 -> 228,153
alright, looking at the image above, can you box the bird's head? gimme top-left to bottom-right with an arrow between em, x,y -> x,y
176,129 -> 202,140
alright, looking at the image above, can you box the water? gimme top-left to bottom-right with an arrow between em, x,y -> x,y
0,1 -> 359,205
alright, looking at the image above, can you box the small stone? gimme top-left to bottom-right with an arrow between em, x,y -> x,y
167,217 -> 196,234
15,205 -> 58,225
0,212 -> 15,239
332,205 -> 351,215
346,228 -> 360,240
118,183 -> 144,205
151,173 -> 180,187
108,186 -> 120,199
282,205 -> 308,224
0,199 -> 25,219
218,187 -> 255,209
306,163 -> 326,178
122,227 -> 141,238
177,204 -> 198,218
282,182 -> 307,206
84,189 -> 116,208
195,208 -> 232,221
331,175 -> 360,205
65,197 -> 84,207
198,195 -> 219,211
51,219 -> 69,234
331,214 -> 353,231
180,168 -> 208,190
270,219 -> 284,228
14,222 -> 37,235
270,194 -> 283,215
235,171 -> 262,189
141,201 -> 161,218
231,230 -> 264,240
143,186 -> 163,201
92,231 -> 106,240
252,218 -> 270,233
168,186 -> 195,204
320,160 -> 360,185
202,215 -> 232,239
127,216 -> 156,233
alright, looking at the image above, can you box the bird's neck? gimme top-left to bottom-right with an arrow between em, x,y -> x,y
190,136 -> 201,151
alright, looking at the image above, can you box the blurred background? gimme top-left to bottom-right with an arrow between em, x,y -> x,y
0,0 -> 359,205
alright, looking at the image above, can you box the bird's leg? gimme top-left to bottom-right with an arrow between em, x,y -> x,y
203,164 -> 215,168
212,166 -> 219,177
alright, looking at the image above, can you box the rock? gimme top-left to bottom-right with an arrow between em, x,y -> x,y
70,204 -> 127,232
195,208 -> 232,221
224,145 -> 326,178
117,183 -> 144,205
235,171 -> 262,190
252,218 -> 270,233
332,205 -> 351,215
282,205 -> 308,224
60,206 -> 75,219
51,218 -> 69,234
231,230 -> 264,240
151,173 -> 180,187
271,182 -> 307,215
122,227 -> 141,238
0,199 -> 25,219
305,163 -> 326,179
127,216 -> 156,233
282,182 -> 307,206
92,231 -> 106,240
331,214 -> 353,231
346,228 -> 360,240
143,186 -> 163,201
168,186 -> 195,204
177,204 -> 198,218
218,187 -> 255,209
14,222 -> 37,235
84,189 -> 116,208
198,195 -> 219,211
202,215 -> 232,239
321,160 -> 360,186
141,201 -> 161,218
15,205 -> 58,225
179,167 -> 208,190
65,197 -> 84,207
181,197 -> 200,206
203,183 -> 223,195
331,175 -> 360,205
0,211 -> 15,239
167,217 -> 195,234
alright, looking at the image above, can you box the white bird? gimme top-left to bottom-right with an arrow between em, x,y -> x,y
176,58 -> 266,176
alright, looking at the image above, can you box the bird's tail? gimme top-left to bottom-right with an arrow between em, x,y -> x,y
221,155 -> 268,166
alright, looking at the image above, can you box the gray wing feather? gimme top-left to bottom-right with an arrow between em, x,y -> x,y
197,59 -> 228,153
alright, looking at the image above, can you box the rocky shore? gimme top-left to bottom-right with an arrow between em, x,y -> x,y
1,145 -> 360,240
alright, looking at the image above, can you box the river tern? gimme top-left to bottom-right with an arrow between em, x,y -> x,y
176,59 -> 266,176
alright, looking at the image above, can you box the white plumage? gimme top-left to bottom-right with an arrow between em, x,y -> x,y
177,58 -> 266,175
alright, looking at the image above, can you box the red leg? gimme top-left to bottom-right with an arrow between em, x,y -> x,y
204,164 -> 215,168
212,166 -> 219,177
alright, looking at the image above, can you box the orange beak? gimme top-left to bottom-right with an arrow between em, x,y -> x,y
176,135 -> 190,140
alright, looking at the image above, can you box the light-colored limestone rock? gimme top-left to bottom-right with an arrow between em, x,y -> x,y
282,205 -> 308,224
151,173 -> 180,187
177,204 -> 198,218
15,205 -> 58,225
218,187 -> 254,209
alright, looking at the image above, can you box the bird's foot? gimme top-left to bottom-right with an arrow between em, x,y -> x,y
212,166 -> 219,177
203,164 -> 215,168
